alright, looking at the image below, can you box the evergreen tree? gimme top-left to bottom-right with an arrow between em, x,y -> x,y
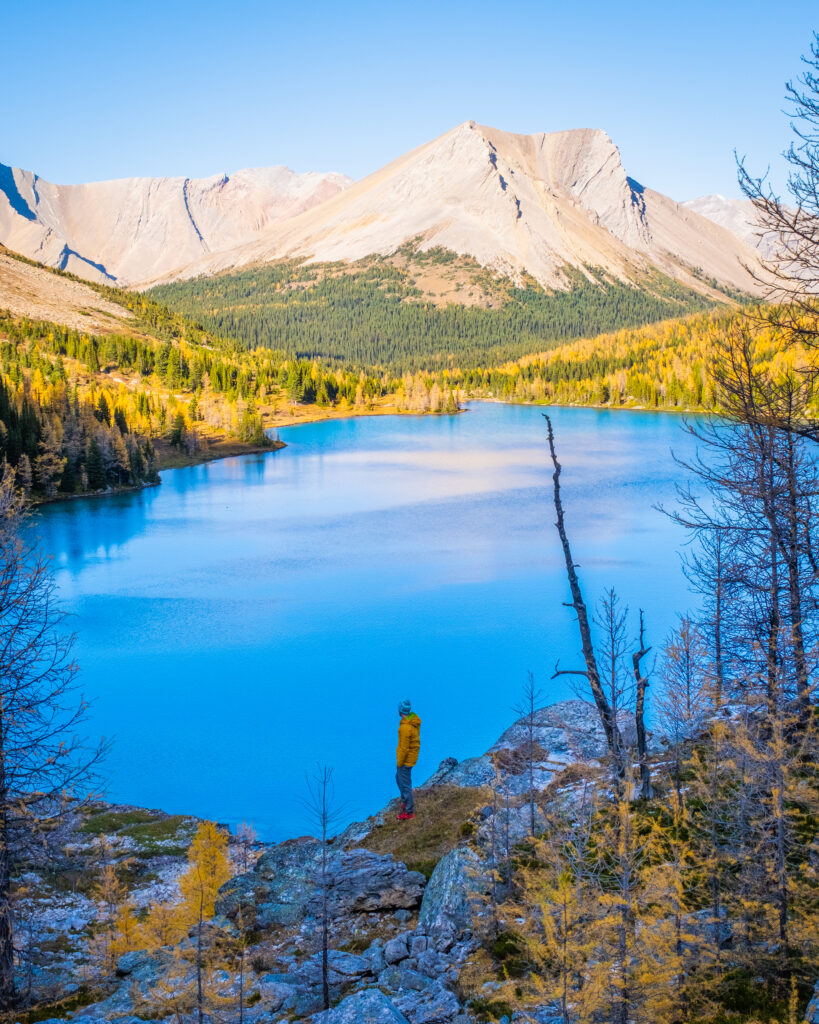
86,437 -> 106,489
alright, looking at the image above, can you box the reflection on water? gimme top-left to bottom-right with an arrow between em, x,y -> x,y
31,403 -> 698,838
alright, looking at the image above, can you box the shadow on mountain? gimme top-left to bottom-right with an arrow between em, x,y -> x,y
0,164 -> 36,221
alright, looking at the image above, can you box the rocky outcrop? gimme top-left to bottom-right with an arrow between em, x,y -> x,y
216,839 -> 425,929
424,699 -> 635,793
475,800 -> 547,851
23,701 -> 622,1023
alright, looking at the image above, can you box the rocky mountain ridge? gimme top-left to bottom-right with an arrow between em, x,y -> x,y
0,163 -> 352,286
1,124 -> 764,298
176,121 -> 761,298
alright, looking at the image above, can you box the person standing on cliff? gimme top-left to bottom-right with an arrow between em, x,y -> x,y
396,699 -> 421,820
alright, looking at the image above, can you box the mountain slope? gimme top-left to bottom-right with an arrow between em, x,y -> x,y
682,193 -> 768,248
0,245 -> 135,333
0,163 -> 352,286
158,121 -> 765,296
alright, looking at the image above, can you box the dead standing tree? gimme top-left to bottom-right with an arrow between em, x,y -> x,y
632,610 -> 652,800
544,415 -> 625,777
513,672 -> 543,838
303,765 -> 345,1012
0,468 -> 105,1011
594,589 -> 632,730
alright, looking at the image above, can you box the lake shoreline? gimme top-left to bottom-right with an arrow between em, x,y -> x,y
34,399 -> 700,509
29,437 -> 288,507
265,396 -> 703,437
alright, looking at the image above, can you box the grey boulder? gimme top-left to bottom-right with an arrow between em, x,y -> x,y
310,986 -> 410,1023
417,847 -> 488,944
681,907 -> 733,951
395,980 -> 462,1023
384,932 -> 411,964
423,700 -> 637,792
477,801 -> 546,850
296,949 -> 373,987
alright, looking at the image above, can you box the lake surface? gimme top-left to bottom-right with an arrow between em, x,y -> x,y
32,403 -> 699,839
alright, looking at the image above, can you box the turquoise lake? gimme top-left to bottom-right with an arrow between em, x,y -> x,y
31,403 -> 699,839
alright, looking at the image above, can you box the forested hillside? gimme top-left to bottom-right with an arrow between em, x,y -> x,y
0,272 -> 783,507
0,246 -> 784,506
0,252 -> 288,500
150,253 -> 729,371
0,267 -> 398,499
448,306 -> 799,412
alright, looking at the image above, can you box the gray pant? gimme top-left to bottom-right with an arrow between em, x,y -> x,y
396,766 -> 414,813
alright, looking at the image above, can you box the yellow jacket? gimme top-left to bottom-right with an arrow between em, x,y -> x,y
396,713 -> 421,767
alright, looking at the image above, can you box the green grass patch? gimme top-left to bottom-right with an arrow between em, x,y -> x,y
80,808 -> 159,835
16,985 -> 104,1023
357,785 -> 490,878
81,809 -> 195,856
467,996 -> 514,1022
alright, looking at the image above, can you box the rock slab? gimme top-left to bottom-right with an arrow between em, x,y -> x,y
310,987 -> 410,1023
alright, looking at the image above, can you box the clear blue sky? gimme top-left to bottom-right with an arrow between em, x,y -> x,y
2,0 -> 816,200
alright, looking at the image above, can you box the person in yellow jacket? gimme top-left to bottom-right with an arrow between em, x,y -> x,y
396,699 -> 421,820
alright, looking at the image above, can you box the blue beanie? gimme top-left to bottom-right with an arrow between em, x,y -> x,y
398,699 -> 412,716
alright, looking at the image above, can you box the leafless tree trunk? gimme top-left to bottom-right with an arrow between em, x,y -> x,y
304,765 -> 344,1011
545,415 -> 624,774
236,908 -> 246,1024
514,673 -> 542,837
632,611 -> 652,799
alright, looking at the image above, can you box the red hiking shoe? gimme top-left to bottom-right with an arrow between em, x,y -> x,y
397,812 -> 415,821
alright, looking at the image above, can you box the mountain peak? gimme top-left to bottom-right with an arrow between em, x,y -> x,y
0,127 -> 763,296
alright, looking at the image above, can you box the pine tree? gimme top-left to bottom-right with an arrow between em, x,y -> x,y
15,454 -> 32,495
86,437 -> 106,489
34,418 -> 66,498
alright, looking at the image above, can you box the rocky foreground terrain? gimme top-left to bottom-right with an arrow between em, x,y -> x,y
13,700 -> 606,1023
21,700 -> 819,1024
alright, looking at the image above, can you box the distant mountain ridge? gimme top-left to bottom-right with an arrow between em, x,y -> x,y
0,164 -> 352,286
0,123 -> 764,296
682,194 -> 760,245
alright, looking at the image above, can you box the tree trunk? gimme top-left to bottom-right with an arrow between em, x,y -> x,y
238,945 -> 244,1024
783,438 -> 810,723
545,415 -> 624,773
0,704 -> 14,1012
766,519 -> 781,705
321,840 -> 329,1010
527,705 -> 536,837
713,534 -> 725,703
632,610 -> 652,799
196,887 -> 204,1024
